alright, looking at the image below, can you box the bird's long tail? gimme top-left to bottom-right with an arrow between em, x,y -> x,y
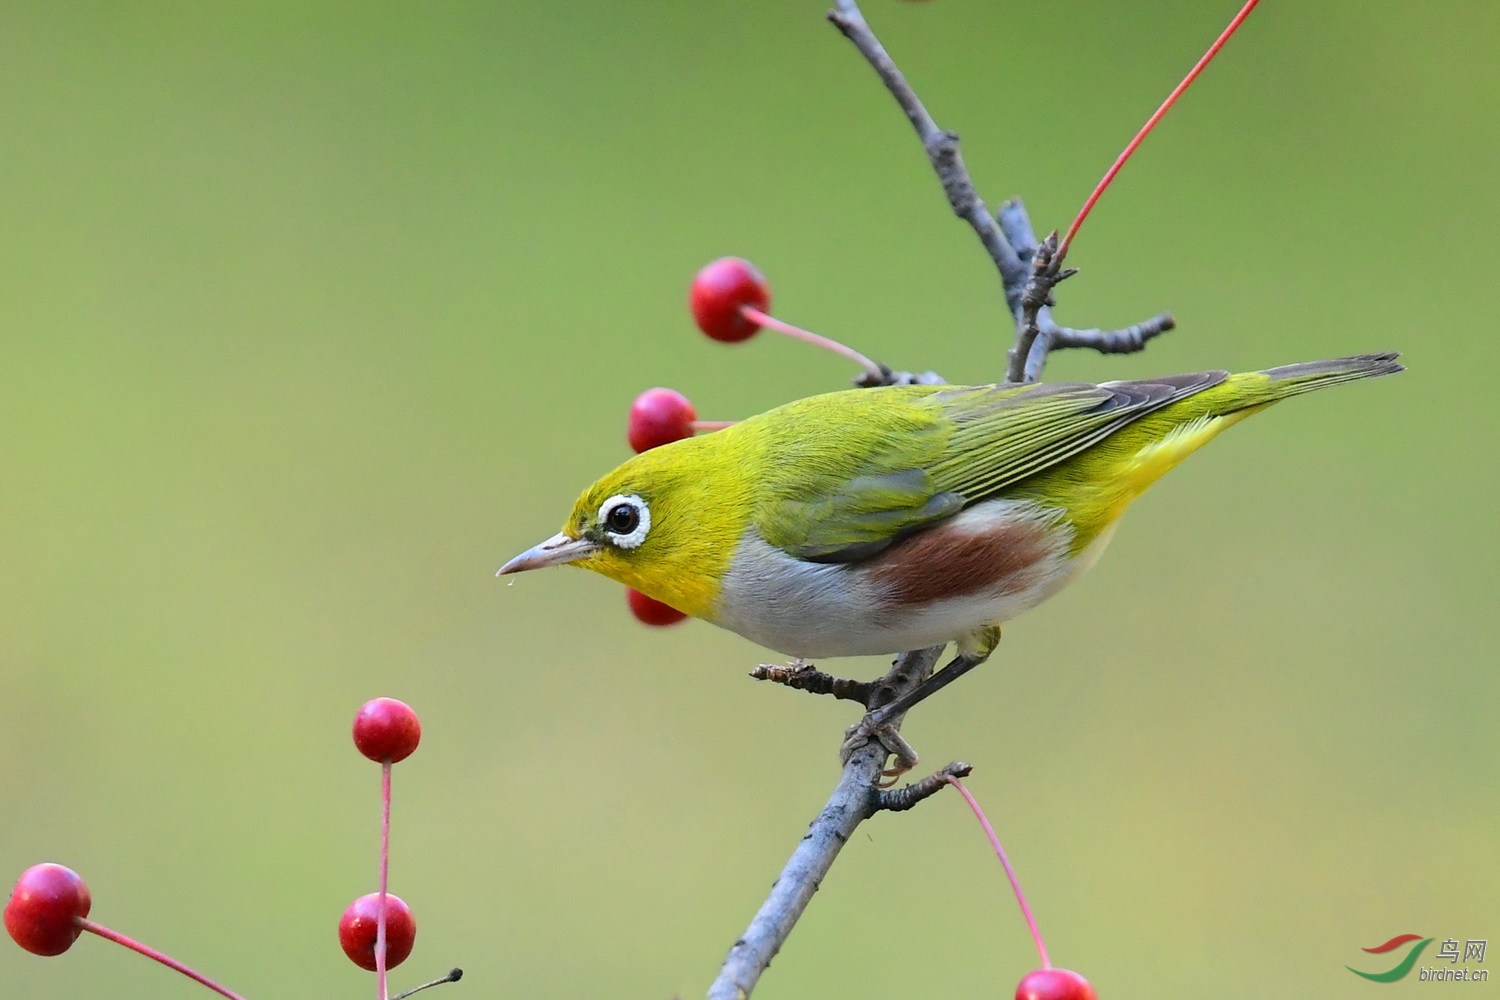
1014,351 -> 1402,553
1216,351 -> 1405,413
1079,351 -> 1401,535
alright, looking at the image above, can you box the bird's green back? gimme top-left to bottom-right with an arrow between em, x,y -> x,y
572,354 -> 1400,613
728,353 -> 1400,561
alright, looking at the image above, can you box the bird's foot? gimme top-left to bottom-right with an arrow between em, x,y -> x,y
840,714 -> 920,788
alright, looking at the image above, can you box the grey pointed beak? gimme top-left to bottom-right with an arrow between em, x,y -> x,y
497,532 -> 599,576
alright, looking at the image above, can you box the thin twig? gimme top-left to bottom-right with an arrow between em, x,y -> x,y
708,647 -> 944,1000
874,762 -> 973,813
750,662 -> 874,705
1007,233 -> 1077,384
1042,314 -> 1176,357
998,199 -> 1175,380
830,2 -> 1174,384
826,1 -> 1027,316
390,968 -> 464,1000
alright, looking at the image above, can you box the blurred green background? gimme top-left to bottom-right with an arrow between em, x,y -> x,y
1,1 -> 1495,997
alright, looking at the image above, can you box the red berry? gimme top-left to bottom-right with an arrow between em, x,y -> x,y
352,698 -> 421,764
689,257 -> 770,342
626,587 -> 687,626
338,893 -> 416,971
628,388 -> 697,453
1016,968 -> 1097,1000
5,864 -> 91,957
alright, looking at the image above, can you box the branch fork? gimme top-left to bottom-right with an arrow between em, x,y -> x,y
828,1 -> 1173,387
710,1 -> 1198,995
708,646 -> 947,1000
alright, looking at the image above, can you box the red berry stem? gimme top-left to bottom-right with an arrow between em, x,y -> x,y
738,306 -> 886,382
689,420 -> 736,432
378,760 -> 393,1000
1058,0 -> 1261,261
945,776 -> 1050,970
78,919 -> 250,1000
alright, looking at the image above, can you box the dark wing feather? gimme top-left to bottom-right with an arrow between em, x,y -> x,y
762,371 -> 1226,563
924,371 -> 1226,501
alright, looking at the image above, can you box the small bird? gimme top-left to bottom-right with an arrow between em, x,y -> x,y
500,353 -> 1400,763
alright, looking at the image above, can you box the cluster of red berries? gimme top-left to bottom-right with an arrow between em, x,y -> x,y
619,257 -> 775,628
620,262 -> 1099,998
623,256 -> 891,629
6,697 -> 459,1000
341,697 -> 423,977
627,258 -> 770,452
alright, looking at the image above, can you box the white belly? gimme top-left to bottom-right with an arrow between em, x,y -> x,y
712,500 -> 1114,659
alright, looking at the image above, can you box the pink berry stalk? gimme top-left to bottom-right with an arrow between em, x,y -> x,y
378,760 -> 393,1000
1059,0 -> 1262,261
946,776 -> 1050,970
738,306 -> 886,382
78,920 -> 249,1000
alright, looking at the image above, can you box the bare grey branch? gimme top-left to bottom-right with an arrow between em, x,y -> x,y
708,647 -> 944,1000
996,198 -> 1039,261
1046,314 -> 1177,355
708,3 -> 1184,994
827,1 -> 1027,316
829,3 -> 1172,385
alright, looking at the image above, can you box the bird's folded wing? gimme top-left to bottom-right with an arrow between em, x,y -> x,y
763,372 -> 1225,563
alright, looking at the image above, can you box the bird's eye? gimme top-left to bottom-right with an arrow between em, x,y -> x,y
596,493 -> 650,549
606,503 -> 638,534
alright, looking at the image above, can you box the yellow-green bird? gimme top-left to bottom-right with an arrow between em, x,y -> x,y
501,353 -> 1400,738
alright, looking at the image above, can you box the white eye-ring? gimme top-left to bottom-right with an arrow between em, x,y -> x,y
598,494 -> 651,549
